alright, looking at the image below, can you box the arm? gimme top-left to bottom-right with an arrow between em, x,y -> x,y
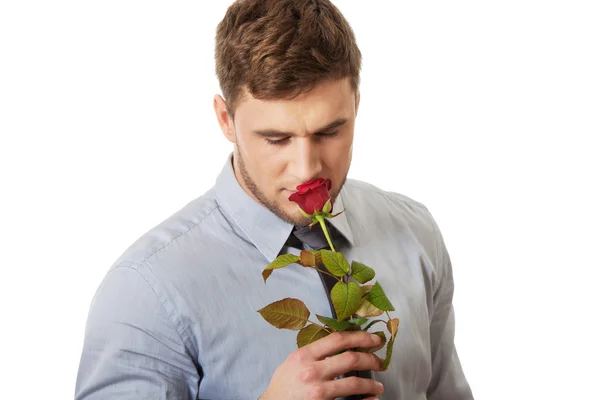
426,214 -> 474,400
75,265 -> 201,399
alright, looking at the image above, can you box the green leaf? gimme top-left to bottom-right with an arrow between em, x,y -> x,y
363,319 -> 386,332
266,254 -> 301,269
359,285 -> 373,298
257,298 -> 310,331
321,250 -> 350,277
382,318 -> 400,370
351,261 -> 375,284
262,254 -> 301,282
347,317 -> 368,326
355,298 -> 384,318
370,331 -> 387,352
297,323 -> 330,348
331,281 -> 362,321
316,314 -> 352,332
367,281 -> 396,311
382,334 -> 396,371
357,331 -> 386,353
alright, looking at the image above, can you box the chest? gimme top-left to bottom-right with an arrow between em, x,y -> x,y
181,236 -> 435,399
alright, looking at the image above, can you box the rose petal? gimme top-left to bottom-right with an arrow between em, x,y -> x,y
290,178 -> 332,215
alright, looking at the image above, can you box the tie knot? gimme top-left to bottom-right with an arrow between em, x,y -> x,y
287,223 -> 332,251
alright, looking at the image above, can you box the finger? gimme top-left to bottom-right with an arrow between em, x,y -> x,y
317,351 -> 382,380
321,376 -> 384,398
304,331 -> 382,360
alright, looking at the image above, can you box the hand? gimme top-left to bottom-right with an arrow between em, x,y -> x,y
259,331 -> 385,400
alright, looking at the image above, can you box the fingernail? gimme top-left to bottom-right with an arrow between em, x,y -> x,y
376,381 -> 384,392
370,334 -> 381,343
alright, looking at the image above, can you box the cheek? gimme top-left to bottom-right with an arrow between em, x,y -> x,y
254,158 -> 287,195
324,142 -> 351,169
323,143 -> 352,189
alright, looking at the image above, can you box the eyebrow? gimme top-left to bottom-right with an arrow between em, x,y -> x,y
252,118 -> 348,138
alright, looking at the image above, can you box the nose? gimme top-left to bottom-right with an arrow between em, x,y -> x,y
289,138 -> 323,183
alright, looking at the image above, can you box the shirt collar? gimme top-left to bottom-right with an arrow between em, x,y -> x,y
214,153 -> 355,262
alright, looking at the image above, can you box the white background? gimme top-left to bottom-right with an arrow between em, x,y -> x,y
1,1 -> 599,399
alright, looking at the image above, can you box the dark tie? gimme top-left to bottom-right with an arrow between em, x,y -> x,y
287,224 -> 372,400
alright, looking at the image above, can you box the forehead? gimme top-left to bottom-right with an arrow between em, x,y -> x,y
234,78 -> 356,132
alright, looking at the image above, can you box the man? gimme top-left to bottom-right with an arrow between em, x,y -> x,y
75,0 -> 473,399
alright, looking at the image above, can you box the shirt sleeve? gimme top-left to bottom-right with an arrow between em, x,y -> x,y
75,265 -> 201,399
426,213 -> 475,400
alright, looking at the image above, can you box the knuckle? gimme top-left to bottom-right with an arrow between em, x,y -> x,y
371,354 -> 382,368
298,365 -> 319,384
287,349 -> 306,364
329,331 -> 344,344
307,384 -> 326,399
346,376 -> 361,391
343,351 -> 361,369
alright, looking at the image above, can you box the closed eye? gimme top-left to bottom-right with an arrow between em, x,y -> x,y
265,131 -> 339,146
265,137 -> 290,146
317,131 -> 339,139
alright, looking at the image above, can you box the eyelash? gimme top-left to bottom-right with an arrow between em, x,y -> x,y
265,131 -> 339,146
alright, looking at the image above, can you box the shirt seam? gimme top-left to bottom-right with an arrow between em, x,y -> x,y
121,204 -> 220,359
116,264 -> 199,364
348,180 -> 429,212
140,205 -> 219,265
422,207 -> 447,309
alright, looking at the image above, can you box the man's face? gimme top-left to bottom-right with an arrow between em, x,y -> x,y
215,78 -> 359,226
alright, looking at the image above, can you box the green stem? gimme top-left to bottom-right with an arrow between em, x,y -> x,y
363,319 -> 386,332
316,214 -> 335,252
307,319 -> 332,333
312,266 -> 342,281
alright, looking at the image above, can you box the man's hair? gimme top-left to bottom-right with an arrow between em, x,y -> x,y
215,0 -> 362,116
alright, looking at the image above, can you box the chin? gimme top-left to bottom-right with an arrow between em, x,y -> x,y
282,206 -> 311,226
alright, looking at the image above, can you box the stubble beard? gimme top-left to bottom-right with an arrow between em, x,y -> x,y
235,148 -> 345,227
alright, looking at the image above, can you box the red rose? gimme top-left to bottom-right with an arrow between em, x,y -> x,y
289,178 -> 332,215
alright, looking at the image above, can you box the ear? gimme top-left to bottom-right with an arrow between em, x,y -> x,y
213,94 -> 236,143
355,91 -> 361,116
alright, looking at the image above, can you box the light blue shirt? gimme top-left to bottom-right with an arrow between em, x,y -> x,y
75,154 -> 473,399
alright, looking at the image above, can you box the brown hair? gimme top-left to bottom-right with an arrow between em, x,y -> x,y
215,0 -> 362,116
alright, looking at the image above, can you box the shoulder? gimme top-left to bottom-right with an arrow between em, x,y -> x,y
342,178 -> 446,269
85,189 -> 224,342
342,178 -> 437,232
82,189 -> 225,350
110,188 -> 221,270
